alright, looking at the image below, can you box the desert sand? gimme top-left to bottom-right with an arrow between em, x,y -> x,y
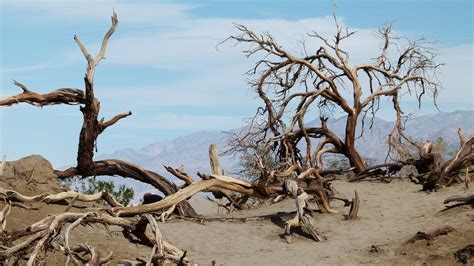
1,156 -> 473,265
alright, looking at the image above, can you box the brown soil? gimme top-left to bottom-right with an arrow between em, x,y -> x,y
1,156 -> 473,265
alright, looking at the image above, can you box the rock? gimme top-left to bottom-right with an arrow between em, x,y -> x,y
0,155 -> 63,194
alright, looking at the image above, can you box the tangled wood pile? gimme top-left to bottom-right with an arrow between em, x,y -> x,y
0,11 -> 471,265
0,13 -> 358,264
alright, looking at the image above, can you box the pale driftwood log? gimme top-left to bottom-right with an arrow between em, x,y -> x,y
0,203 -> 11,233
0,211 -> 194,265
0,187 -> 123,207
166,148 -> 252,210
346,190 -> 360,220
114,165 -> 340,217
284,180 -> 322,242
315,194 -> 338,214
209,144 -> 222,175
443,134 -> 474,176
164,165 -> 194,186
112,176 -> 262,216
64,213 -> 95,264
144,214 -> 164,266
85,245 -> 114,266
0,155 -> 5,176
444,194 -> 474,205
160,204 -> 176,223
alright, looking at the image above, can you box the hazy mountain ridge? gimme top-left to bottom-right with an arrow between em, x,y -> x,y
97,110 -> 474,197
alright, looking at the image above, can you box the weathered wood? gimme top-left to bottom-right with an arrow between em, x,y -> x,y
284,180 -> 322,242
209,144 -> 222,175
0,211 -> 194,265
0,12 -> 196,217
405,225 -> 455,244
346,190 -> 360,220
0,187 -> 123,207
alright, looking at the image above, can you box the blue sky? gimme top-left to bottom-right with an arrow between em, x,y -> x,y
1,0 -> 473,167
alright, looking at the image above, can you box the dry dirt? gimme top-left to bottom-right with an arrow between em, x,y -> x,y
1,155 -> 473,265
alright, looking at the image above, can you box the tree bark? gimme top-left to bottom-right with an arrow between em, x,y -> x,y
343,114 -> 366,174
76,78 -> 100,176
0,13 -> 197,217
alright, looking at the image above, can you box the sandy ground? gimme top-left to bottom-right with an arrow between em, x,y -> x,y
164,180 -> 474,265
1,156 -> 473,265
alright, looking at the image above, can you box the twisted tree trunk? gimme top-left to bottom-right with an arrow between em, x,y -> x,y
0,12 -> 197,217
343,114 -> 366,174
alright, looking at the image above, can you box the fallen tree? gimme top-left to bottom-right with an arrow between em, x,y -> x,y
353,128 -> 473,190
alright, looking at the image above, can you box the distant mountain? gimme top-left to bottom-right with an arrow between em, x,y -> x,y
97,110 -> 474,198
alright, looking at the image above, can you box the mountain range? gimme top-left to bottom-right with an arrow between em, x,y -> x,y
96,110 -> 473,198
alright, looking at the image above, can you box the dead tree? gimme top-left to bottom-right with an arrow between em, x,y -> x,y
358,128 -> 474,190
0,12 -> 195,216
226,14 -> 441,180
0,11 -> 362,264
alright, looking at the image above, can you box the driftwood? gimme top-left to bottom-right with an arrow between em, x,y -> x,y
442,194 -> 474,211
454,244 -> 474,264
345,191 -> 360,220
284,180 -> 322,243
0,211 -> 194,265
0,156 -> 5,176
352,131 -> 474,191
0,203 -> 11,233
405,225 -> 455,244
0,187 -> 123,207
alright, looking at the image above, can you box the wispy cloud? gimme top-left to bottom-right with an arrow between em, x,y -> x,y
1,1 -> 472,163
120,113 -> 243,131
0,63 -> 64,74
2,0 -> 199,24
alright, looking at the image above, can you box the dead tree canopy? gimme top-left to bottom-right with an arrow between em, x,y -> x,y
227,14 -> 441,180
0,12 -> 195,217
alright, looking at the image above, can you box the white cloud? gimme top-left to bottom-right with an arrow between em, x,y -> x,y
105,16 -> 378,69
0,63 -> 65,74
2,1 -> 472,133
437,44 -> 474,103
